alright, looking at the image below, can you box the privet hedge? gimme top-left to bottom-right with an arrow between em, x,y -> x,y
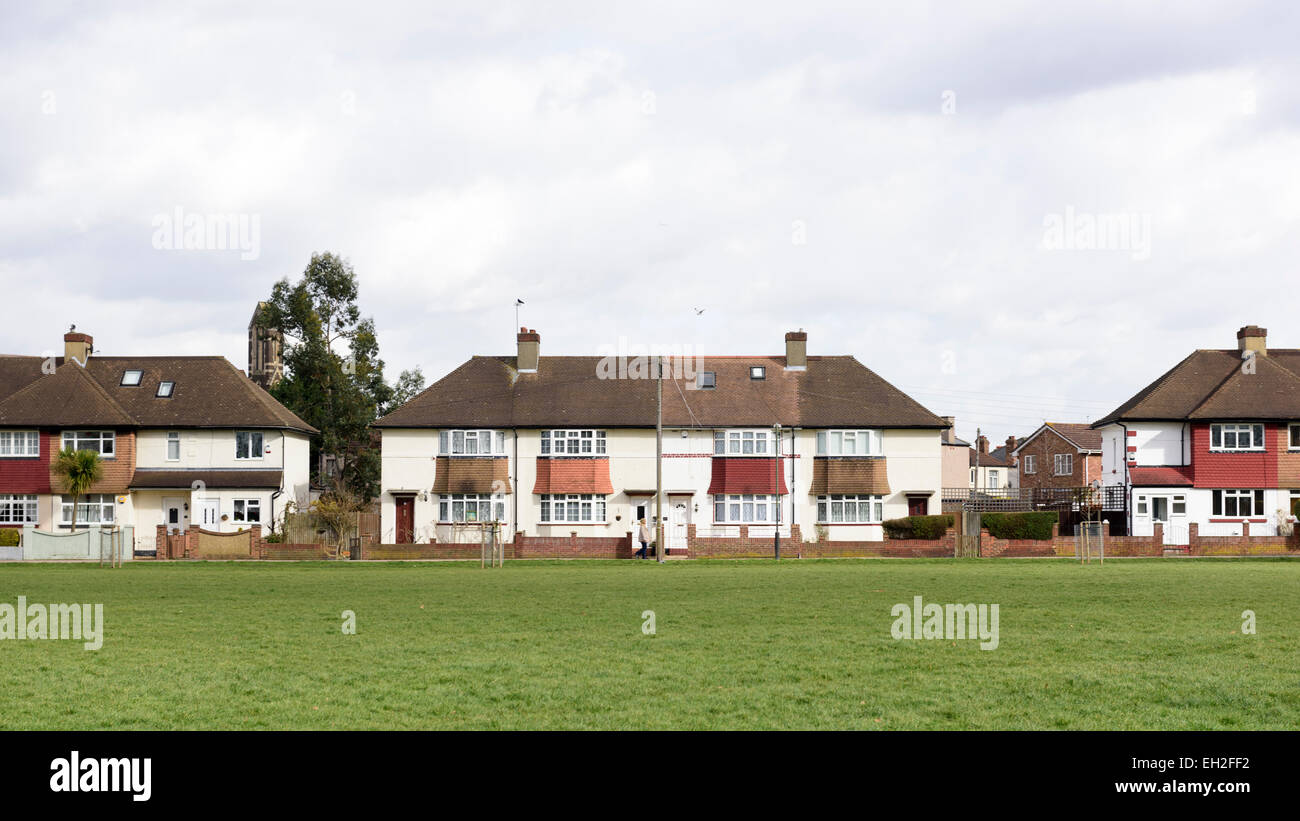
981,511 -> 1058,540
882,514 -> 954,540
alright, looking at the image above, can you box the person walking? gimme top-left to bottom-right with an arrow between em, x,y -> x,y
635,518 -> 652,559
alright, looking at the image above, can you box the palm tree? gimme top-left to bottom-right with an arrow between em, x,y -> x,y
52,448 -> 103,531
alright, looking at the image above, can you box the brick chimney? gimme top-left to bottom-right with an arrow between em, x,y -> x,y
976,435 -> 989,454
941,416 -> 956,444
64,329 -> 93,365
517,327 -> 540,372
784,330 -> 807,370
1237,325 -> 1267,358
1005,435 -> 1017,465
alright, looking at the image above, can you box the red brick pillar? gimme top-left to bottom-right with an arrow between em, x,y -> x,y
1153,522 -> 1163,551
155,524 -> 166,559
1188,522 -> 1199,555
1242,520 -> 1251,537
251,524 -> 263,558
687,523 -> 696,552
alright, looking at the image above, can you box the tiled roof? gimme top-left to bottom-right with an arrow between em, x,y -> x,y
1014,422 -> 1103,453
129,469 -> 284,489
1096,349 -> 1300,425
375,355 -> 947,429
1127,466 -> 1194,487
707,457 -> 790,495
0,357 -> 315,433
809,457 -> 891,495
532,458 -> 615,494
969,448 -> 1011,468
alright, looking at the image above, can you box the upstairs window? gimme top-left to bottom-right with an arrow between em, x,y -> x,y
439,430 -> 507,456
1289,424 -> 1300,450
120,370 -> 142,386
0,431 -> 39,457
1053,453 -> 1073,475
714,429 -> 771,456
63,430 -> 115,456
815,429 -> 882,456
166,431 -> 180,461
697,371 -> 716,389
235,431 -> 264,460
540,430 -> 606,456
1023,454 -> 1036,474
1211,423 -> 1265,452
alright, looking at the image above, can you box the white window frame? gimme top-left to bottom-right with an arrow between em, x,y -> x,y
156,381 -> 175,398
0,494 -> 38,524
62,430 -> 115,457
0,431 -> 39,457
1212,489 -> 1266,518
1289,424 -> 1300,451
438,429 -> 507,456
120,370 -> 142,386
988,470 -> 1000,489
697,371 -> 716,389
232,498 -> 262,523
235,431 -> 265,460
815,494 -> 883,524
712,493 -> 775,523
540,429 -> 606,456
59,494 -> 115,526
1023,454 -> 1036,474
439,493 -> 507,523
538,493 -> 606,523
166,431 -> 181,461
1053,453 -> 1073,475
1210,423 -> 1265,452
814,429 -> 883,457
713,429 -> 772,456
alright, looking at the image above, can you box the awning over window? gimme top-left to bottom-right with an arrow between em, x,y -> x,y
706,458 -> 789,495
532,458 -> 614,494
432,457 -> 511,494
809,457 -> 890,495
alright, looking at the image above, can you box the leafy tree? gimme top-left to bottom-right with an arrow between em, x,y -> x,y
261,252 -> 421,501
53,448 -> 103,531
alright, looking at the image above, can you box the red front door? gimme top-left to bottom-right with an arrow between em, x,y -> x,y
395,497 -> 414,543
907,495 -> 928,516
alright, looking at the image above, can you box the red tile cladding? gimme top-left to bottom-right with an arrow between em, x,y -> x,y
0,431 -> 54,493
1190,423 -> 1279,488
1128,466 -> 1194,486
706,457 -> 789,495
532,458 -> 614,494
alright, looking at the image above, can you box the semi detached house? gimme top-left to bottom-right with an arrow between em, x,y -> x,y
0,330 -> 315,549
1094,325 -> 1300,543
375,329 -> 946,553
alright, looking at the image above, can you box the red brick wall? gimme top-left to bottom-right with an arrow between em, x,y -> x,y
1017,428 -> 1100,489
688,524 -> 954,558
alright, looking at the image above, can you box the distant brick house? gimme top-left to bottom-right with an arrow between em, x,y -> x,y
1012,423 -> 1102,490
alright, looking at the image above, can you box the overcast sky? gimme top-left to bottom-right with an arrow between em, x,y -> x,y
2,1 -> 1298,443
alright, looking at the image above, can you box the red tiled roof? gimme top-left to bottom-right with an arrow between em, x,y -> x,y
706,458 -> 789,495
532,458 -> 615,494
1128,466 -> 1194,486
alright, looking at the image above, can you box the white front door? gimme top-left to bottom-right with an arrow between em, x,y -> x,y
163,496 -> 186,534
197,498 -> 220,529
669,502 -> 689,551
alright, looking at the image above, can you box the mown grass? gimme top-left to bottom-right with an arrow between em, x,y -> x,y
1,558 -> 1297,729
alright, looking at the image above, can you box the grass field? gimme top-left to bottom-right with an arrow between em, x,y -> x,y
1,558 -> 1297,730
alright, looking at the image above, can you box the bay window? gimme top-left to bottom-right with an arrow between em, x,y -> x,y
712,493 -> 774,523
439,493 -> 507,523
539,494 -> 606,523
816,494 -> 884,524
540,430 -> 606,456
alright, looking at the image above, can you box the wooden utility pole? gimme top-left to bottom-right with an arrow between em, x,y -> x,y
656,356 -> 664,563
773,424 -> 781,560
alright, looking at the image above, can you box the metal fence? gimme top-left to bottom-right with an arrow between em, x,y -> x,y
942,486 -> 1126,513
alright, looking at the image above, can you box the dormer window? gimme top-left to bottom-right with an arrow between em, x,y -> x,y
156,381 -> 174,398
749,366 -> 765,380
698,371 -> 716,389
120,370 -> 142,386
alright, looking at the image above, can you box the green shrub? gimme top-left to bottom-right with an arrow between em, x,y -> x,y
882,514 -> 953,540
264,532 -> 283,543
0,528 -> 19,547
982,511 -> 1058,540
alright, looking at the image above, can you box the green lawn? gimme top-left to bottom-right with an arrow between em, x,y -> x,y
1,558 -> 1297,729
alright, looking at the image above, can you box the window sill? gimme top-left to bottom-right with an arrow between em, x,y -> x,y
816,522 -> 882,526
536,522 -> 608,526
